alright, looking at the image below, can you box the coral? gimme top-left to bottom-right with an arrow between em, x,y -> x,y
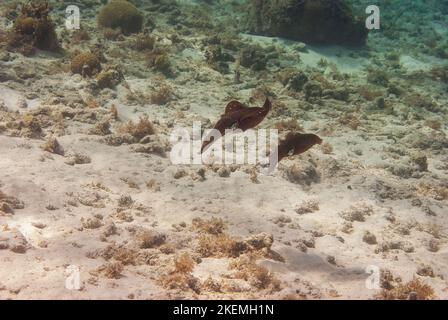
295,198 -> 319,215
274,119 -> 303,133
160,269 -> 200,293
403,93 -> 437,112
40,137 -> 64,156
240,45 -> 267,71
102,27 -> 122,41
96,69 -> 122,89
229,254 -> 281,291
97,0 -> 143,35
81,217 -> 102,230
339,202 -> 373,222
205,45 -> 234,74
377,277 -> 435,300
89,121 -> 111,136
192,217 -> 226,235
197,233 -> 246,258
367,70 -> 390,87
146,179 -> 161,192
0,191 -> 24,215
0,227 -> 30,253
304,81 -> 323,100
362,231 -> 377,245
160,251 -> 200,293
278,69 -> 309,91
136,230 -> 166,249
135,33 -> 155,51
284,163 -> 320,186
247,0 -> 368,46
100,262 -> 124,279
7,1 -> 60,54
153,53 -> 172,75
118,115 -> 155,140
150,84 -> 172,105
174,252 -> 195,273
70,52 -> 101,77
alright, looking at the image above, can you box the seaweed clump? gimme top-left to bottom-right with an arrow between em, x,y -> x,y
7,0 -> 60,55
97,1 -> 144,35
247,0 -> 368,46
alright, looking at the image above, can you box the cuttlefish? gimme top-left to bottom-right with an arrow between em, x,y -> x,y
267,132 -> 323,171
201,98 -> 272,153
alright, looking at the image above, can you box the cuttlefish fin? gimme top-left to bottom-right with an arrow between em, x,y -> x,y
262,97 -> 272,110
225,101 -> 246,114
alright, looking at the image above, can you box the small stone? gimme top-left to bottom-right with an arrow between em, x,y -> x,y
173,169 -> 187,179
16,98 -> 27,109
416,265 -> 434,277
363,231 -> 377,245
38,240 -> 49,248
32,222 -> 47,229
300,234 -> 315,248
217,167 -> 231,178
327,255 -> 336,265
41,137 -> 64,156
0,229 -> 30,253
428,238 -> 439,252
341,221 -> 353,234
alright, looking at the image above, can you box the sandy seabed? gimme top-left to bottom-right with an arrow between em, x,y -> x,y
1,0 -> 448,300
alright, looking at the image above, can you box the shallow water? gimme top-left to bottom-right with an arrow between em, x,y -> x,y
0,0 -> 447,300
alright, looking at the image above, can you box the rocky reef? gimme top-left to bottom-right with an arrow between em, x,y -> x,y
246,0 -> 368,46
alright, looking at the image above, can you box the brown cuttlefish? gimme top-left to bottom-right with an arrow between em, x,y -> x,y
201,98 -> 272,153
266,132 -> 323,172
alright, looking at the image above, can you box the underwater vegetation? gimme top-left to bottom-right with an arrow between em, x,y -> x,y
247,0 -> 368,46
0,0 -> 447,301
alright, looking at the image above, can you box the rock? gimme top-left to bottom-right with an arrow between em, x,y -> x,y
327,255 -> 336,265
41,137 -> 64,156
16,98 -> 28,109
102,222 -> 118,237
295,198 -> 319,215
32,222 -> 46,229
246,0 -> 368,46
340,203 -> 373,222
244,233 -> 273,250
217,167 -> 231,178
0,228 -> 30,253
284,163 -> 320,186
66,152 -> 91,165
416,265 -> 435,277
299,234 -> 315,248
427,238 -> 439,252
0,191 -> 25,215
362,231 -> 377,245
173,169 -> 187,179
376,240 -> 414,253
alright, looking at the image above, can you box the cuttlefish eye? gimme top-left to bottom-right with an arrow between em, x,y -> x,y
288,148 -> 294,156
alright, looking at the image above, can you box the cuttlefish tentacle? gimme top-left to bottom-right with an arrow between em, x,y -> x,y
201,98 -> 271,153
